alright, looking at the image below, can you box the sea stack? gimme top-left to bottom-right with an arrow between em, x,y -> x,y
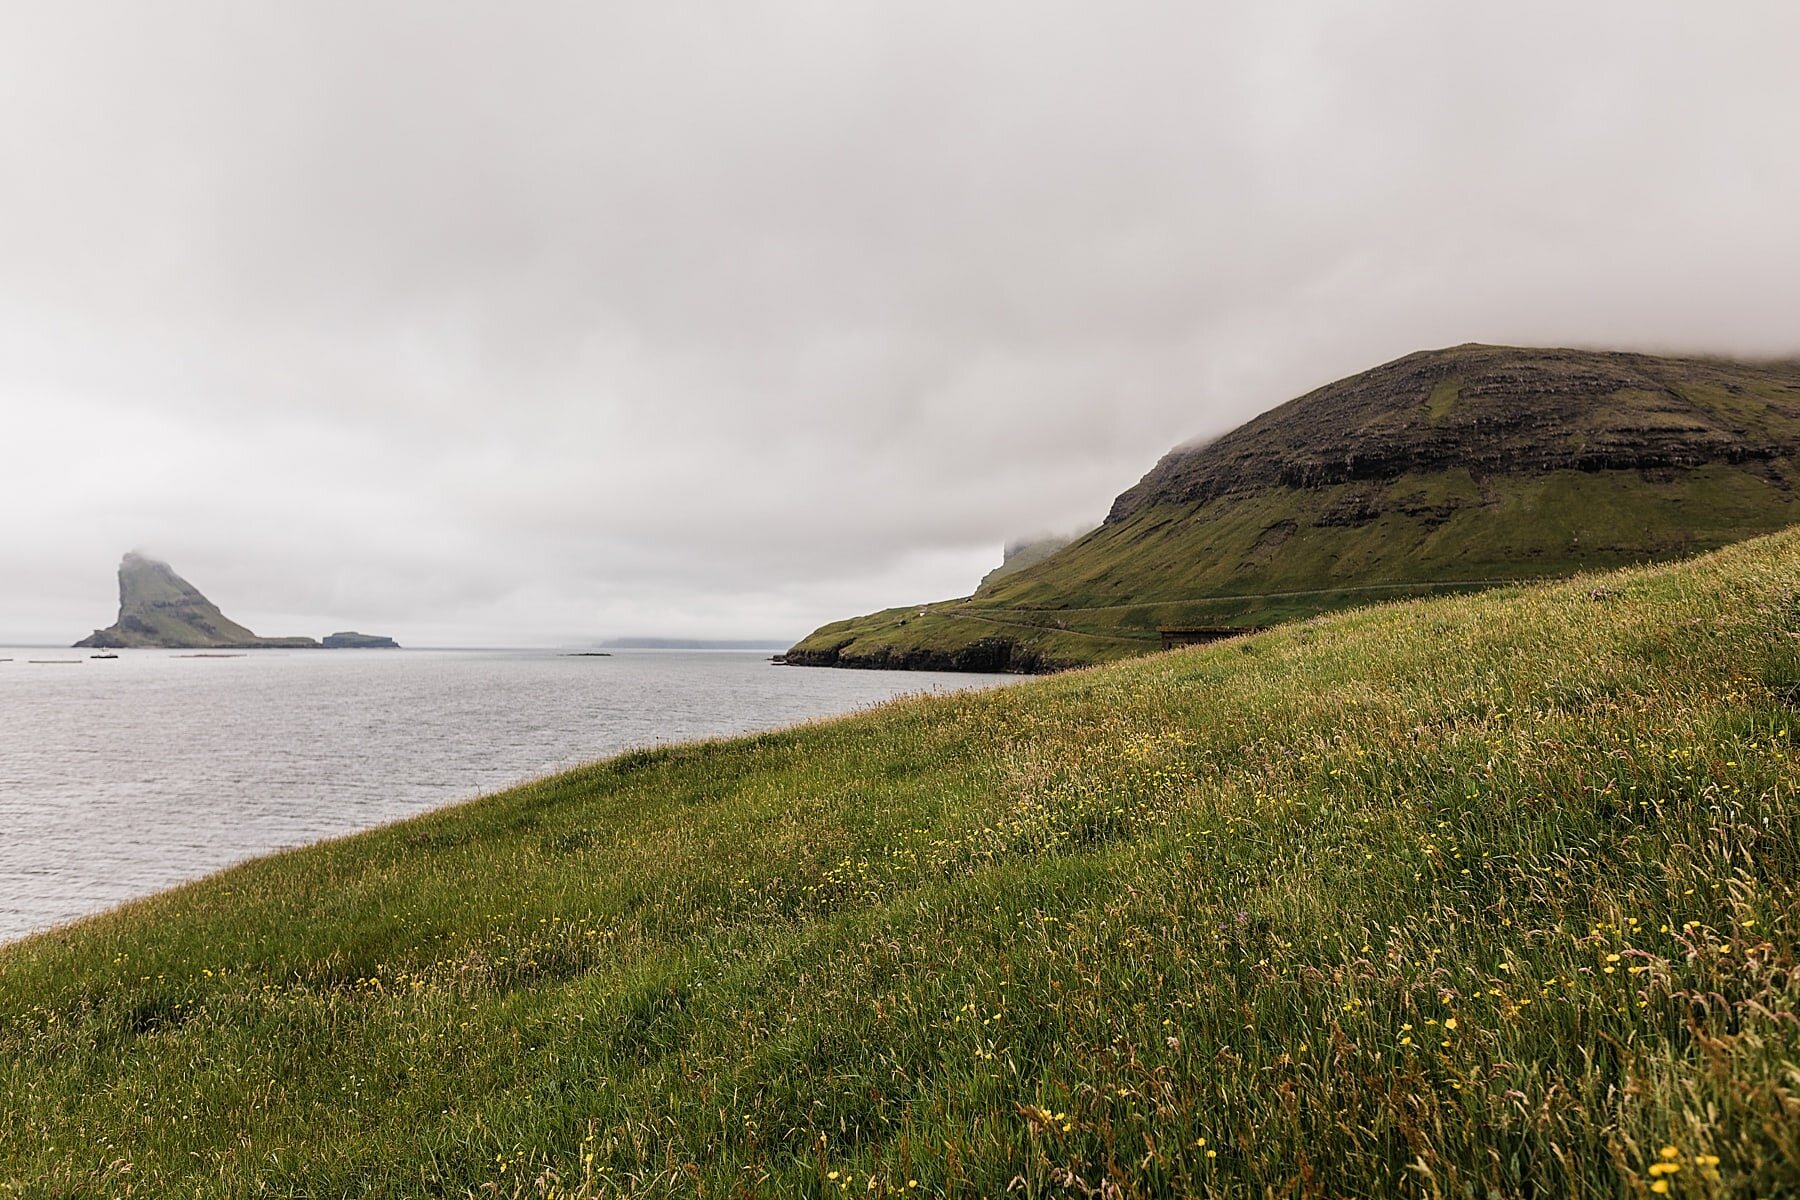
74,553 -> 319,649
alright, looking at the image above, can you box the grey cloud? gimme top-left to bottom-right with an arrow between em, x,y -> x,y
4,1 -> 1799,644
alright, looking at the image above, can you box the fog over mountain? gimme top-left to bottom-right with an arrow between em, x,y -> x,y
3,2 -> 1798,645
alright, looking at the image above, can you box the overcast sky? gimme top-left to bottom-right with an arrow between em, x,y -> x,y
3,1 -> 1798,645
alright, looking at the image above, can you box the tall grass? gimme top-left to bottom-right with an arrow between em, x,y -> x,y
4,531 -> 1800,1196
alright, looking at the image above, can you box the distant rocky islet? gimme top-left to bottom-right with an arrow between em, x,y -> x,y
75,553 -> 399,650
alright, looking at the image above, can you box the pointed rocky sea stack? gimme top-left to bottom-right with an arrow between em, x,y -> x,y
75,553 -> 319,649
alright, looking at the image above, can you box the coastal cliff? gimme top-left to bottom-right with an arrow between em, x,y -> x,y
781,632 -> 1075,674
788,344 -> 1800,672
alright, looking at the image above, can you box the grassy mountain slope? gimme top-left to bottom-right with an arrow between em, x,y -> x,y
789,345 -> 1800,671
975,532 -> 1085,593
75,552 -> 317,649
7,531 -> 1800,1195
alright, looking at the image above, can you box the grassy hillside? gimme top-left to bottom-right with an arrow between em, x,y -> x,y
975,532 -> 1086,594
7,531 -> 1800,1195
790,346 -> 1800,671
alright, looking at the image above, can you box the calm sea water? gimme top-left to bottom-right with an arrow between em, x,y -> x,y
0,648 -> 1016,943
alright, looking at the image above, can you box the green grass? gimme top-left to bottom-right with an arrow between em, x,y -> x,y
1424,378 -> 1461,423
8,532 -> 1800,1195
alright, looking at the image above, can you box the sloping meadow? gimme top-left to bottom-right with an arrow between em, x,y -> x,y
4,532 -> 1800,1196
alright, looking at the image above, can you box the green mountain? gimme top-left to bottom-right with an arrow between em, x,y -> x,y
6,533 -> 1800,1194
788,344 -> 1800,671
74,553 -> 318,649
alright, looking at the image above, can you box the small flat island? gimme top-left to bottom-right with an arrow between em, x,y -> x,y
322,631 -> 400,649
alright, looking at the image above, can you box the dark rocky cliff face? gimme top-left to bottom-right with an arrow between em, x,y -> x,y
1107,345 -> 1800,522
782,635 -> 1070,674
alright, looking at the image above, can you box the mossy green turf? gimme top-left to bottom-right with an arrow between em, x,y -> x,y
792,464 -> 1799,669
8,533 -> 1800,1196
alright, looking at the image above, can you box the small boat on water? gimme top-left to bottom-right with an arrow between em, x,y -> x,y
90,653 -> 119,659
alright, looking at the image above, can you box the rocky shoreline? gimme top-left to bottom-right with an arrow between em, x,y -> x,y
781,635 -> 1072,674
